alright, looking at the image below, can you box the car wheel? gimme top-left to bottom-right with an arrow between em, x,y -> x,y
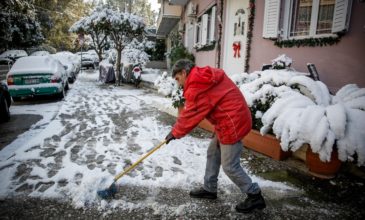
58,87 -> 65,99
65,81 -> 69,91
0,94 -> 10,122
12,97 -> 21,102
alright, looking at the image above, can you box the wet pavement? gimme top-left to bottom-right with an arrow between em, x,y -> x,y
0,71 -> 364,219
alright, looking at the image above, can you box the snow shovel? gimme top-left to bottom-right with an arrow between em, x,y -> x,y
97,140 -> 167,199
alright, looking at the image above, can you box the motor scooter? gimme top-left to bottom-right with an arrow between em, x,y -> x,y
131,64 -> 142,87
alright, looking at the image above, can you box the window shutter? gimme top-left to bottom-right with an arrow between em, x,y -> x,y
262,0 -> 281,38
332,0 -> 352,33
201,14 -> 208,45
210,6 -> 216,42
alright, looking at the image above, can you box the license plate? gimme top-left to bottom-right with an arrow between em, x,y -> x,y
24,78 -> 39,84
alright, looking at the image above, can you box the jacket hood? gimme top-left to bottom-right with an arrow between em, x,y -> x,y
184,66 -> 225,101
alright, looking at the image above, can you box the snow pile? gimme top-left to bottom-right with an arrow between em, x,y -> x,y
238,70 -> 365,165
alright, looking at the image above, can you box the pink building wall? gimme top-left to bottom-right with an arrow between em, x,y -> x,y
249,1 -> 365,92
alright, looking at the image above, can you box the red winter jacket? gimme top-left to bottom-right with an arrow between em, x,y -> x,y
172,66 -> 252,144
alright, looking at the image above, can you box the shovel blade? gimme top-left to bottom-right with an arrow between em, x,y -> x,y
97,183 -> 117,199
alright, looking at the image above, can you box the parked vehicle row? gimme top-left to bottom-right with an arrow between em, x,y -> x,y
0,50 -> 80,123
77,50 -> 99,70
0,48 -> 99,123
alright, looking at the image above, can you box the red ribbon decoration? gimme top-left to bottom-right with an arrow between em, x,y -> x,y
233,42 -> 241,58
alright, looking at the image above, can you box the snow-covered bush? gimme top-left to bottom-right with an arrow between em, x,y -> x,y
154,71 -> 177,96
154,71 -> 185,108
238,70 -> 365,166
171,87 -> 185,108
271,54 -> 293,70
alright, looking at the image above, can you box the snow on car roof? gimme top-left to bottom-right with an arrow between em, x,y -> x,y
9,56 -> 63,75
0,50 -> 28,58
30,51 -> 50,56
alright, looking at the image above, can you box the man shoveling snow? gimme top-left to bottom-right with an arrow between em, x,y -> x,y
165,59 -> 266,213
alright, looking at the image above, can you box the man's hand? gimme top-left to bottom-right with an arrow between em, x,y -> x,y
165,132 -> 175,144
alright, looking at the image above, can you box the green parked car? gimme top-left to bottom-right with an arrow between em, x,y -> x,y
6,56 -> 69,100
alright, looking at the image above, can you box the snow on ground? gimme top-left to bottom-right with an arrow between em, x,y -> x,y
141,68 -> 161,83
0,69 -> 296,210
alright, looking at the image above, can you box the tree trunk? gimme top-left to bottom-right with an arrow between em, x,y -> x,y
116,47 -> 122,86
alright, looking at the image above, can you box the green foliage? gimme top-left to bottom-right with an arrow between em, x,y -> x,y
169,45 -> 195,68
249,94 -> 276,131
195,41 -> 216,52
41,0 -> 92,51
171,87 -> 185,109
274,36 -> 341,48
0,1 -> 44,50
27,43 -> 57,54
145,39 -> 166,61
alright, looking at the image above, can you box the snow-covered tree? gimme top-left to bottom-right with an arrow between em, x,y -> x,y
96,7 -> 146,85
0,1 -> 43,50
122,39 -> 152,64
70,6 -> 110,61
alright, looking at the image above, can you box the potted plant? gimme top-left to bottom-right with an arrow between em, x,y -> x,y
239,67 -> 365,178
243,93 -> 292,160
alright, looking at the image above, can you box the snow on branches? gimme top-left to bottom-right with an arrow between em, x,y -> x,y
237,70 -> 365,166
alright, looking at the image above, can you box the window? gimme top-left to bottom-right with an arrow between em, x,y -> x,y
289,0 -> 335,37
316,0 -> 335,34
193,6 -> 216,47
263,0 -> 352,39
195,20 -> 201,44
290,0 -> 313,37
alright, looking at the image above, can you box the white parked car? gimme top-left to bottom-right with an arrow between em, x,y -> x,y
77,51 -> 99,69
6,56 -> 69,100
30,51 -> 50,56
56,51 -> 81,75
0,50 -> 28,61
52,54 -> 76,83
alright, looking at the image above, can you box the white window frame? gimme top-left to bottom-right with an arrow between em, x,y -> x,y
194,5 -> 217,47
264,0 -> 352,40
194,20 -> 201,45
285,0 -> 352,39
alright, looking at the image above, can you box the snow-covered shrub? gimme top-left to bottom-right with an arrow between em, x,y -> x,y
171,87 -> 185,108
239,69 -> 365,166
271,54 -> 293,70
154,71 -> 185,108
154,71 -> 177,96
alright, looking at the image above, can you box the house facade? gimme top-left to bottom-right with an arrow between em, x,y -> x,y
156,0 -> 364,91
251,0 -> 365,92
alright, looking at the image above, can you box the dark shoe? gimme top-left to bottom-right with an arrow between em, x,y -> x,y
189,187 -> 217,200
235,192 -> 266,213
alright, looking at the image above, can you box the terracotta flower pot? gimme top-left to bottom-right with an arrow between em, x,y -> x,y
306,147 -> 342,179
243,129 -> 291,160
